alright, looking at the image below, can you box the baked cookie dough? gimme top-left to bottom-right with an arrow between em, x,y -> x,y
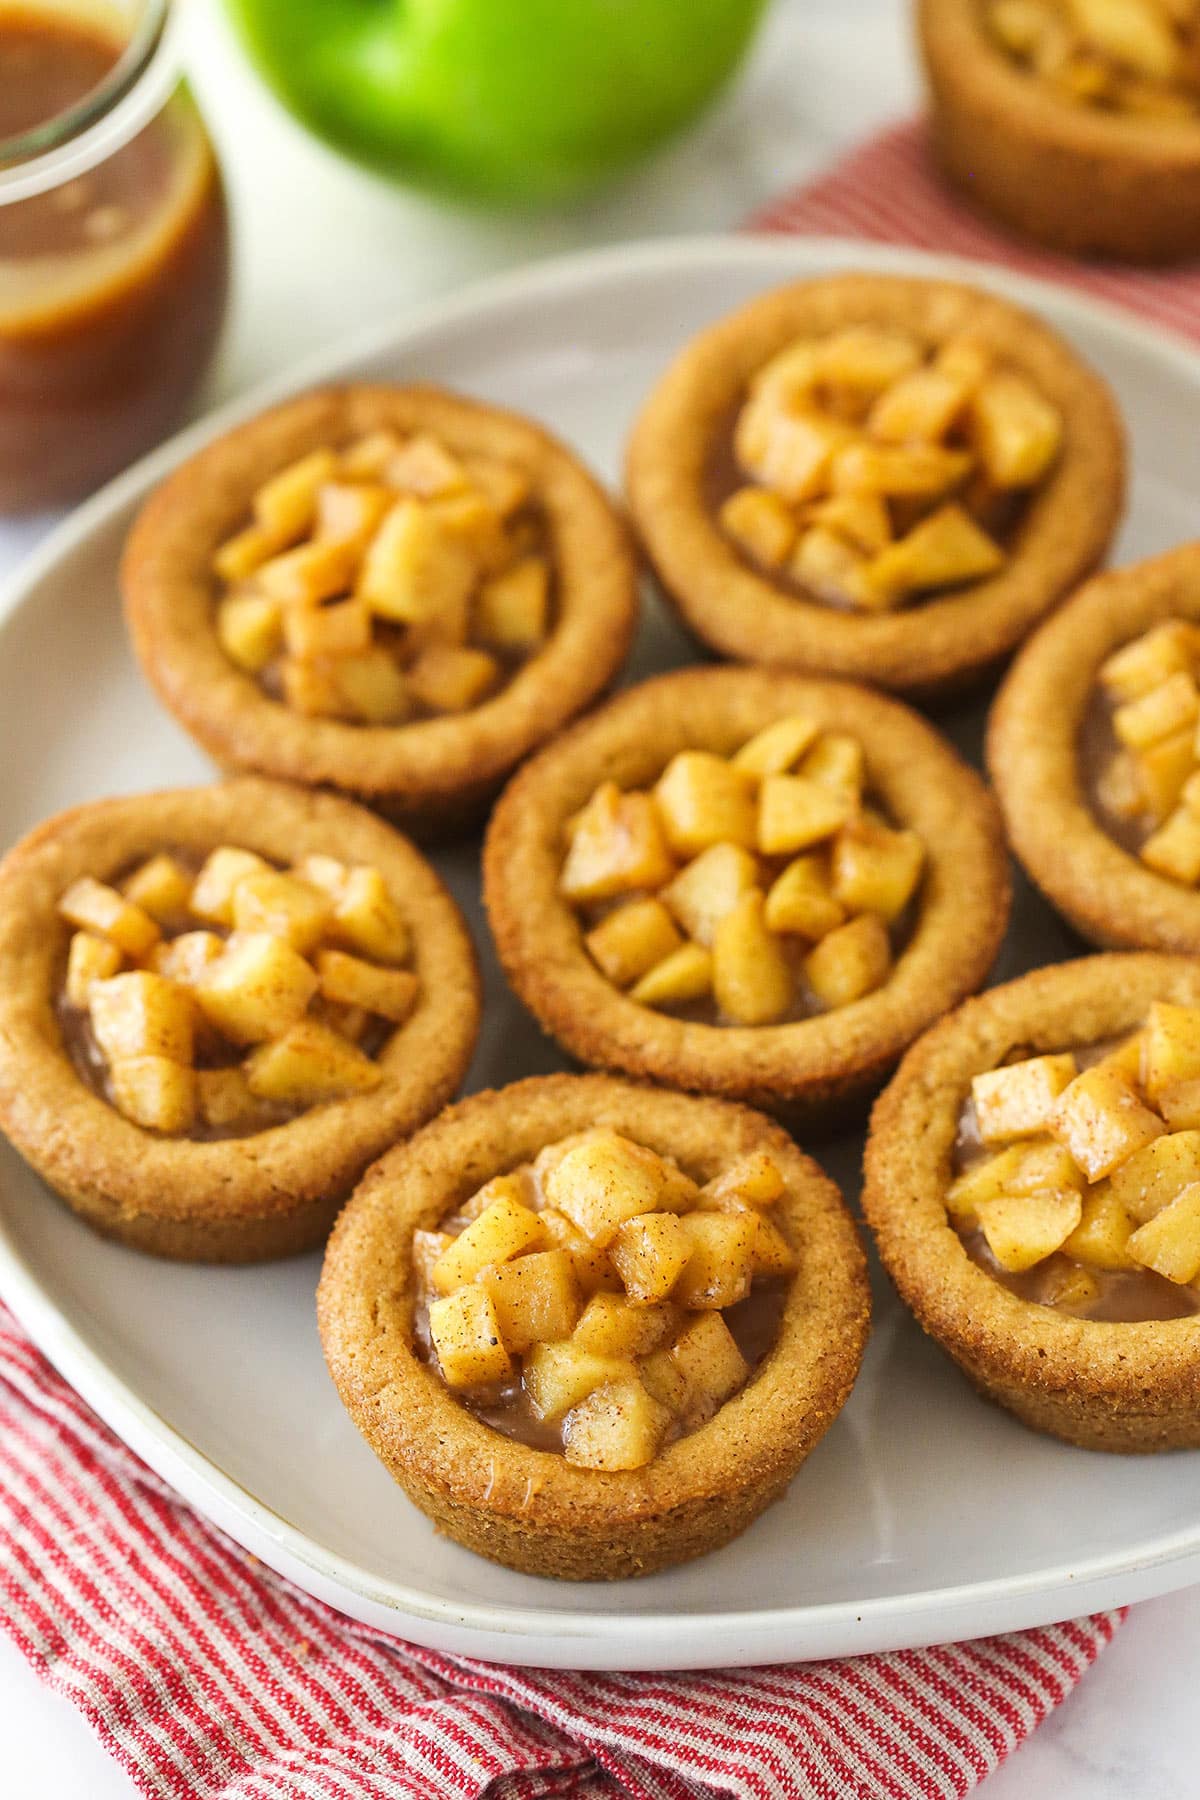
318,1074 -> 870,1579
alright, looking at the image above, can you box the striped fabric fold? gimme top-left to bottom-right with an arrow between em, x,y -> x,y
0,122 -> 1153,1797
747,119 -> 1200,342
0,1301 -> 1122,1799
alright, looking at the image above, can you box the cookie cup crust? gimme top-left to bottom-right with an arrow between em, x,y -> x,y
863,955 -> 1200,1452
624,273 -> 1124,696
317,1073 -> 870,1580
0,779 -> 481,1262
919,0 -> 1200,263
122,385 -> 639,836
483,667 -> 1011,1118
988,543 -> 1200,953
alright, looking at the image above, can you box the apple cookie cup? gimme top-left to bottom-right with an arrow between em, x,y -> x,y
318,1074 -> 870,1580
625,273 -> 1124,696
919,0 -> 1200,264
483,667 -> 1010,1122
988,543 -> 1200,953
0,780 -> 480,1261
122,385 -> 639,837
864,956 -> 1200,1452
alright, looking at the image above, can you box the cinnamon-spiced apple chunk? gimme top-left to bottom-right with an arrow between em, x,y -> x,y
122,386 -> 638,833
626,274 -> 1123,693
0,781 -> 479,1260
318,1075 -> 870,1578
864,955 -> 1200,1451
484,668 -> 1009,1117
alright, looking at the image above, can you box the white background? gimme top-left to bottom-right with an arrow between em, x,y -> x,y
2,0 -> 1199,1793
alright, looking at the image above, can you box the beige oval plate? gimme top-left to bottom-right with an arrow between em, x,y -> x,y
0,236 -> 1196,1669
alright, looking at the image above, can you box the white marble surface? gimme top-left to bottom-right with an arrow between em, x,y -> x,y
2,0 -> 1198,1792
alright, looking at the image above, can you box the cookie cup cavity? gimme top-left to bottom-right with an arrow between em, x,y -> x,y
919,0 -> 1200,263
122,385 -> 639,836
0,779 -> 480,1261
988,543 -> 1200,952
863,955 -> 1200,1452
317,1074 -> 870,1580
625,273 -> 1124,696
483,667 -> 1010,1118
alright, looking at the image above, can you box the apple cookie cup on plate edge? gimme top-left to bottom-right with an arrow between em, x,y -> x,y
0,779 -> 480,1261
122,384 -> 639,837
625,272 -> 1124,696
483,666 -> 1010,1122
919,0 -> 1200,263
989,542 -> 1200,952
318,1073 -> 870,1580
864,955 -> 1200,1452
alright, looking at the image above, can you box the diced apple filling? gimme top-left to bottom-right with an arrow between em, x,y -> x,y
720,320 -> 1062,610
949,1010 -> 1200,1313
1093,620 -> 1200,881
57,843 -> 418,1136
985,0 -> 1199,120
415,1128 -> 795,1469
211,429 -> 551,722
565,716 -> 923,1024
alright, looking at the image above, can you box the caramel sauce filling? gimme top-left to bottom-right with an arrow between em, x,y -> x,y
414,1265 -> 787,1455
0,10 -> 175,258
1081,622 -> 1200,887
211,433 -> 557,729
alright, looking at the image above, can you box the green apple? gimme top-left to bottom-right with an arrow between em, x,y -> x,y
223,0 -> 770,205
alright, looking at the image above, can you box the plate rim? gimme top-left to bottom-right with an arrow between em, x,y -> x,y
3,231 -> 1200,1667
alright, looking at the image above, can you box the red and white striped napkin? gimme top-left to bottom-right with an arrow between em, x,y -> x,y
0,1305 -> 1122,1799
0,121 -> 1161,1799
748,118 -> 1200,340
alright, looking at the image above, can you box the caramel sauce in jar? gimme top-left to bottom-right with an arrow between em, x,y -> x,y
0,2 -> 229,511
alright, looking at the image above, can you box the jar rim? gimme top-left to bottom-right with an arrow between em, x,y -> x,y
0,0 -> 183,205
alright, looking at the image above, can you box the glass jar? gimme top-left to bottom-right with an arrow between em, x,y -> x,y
0,0 -> 230,513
